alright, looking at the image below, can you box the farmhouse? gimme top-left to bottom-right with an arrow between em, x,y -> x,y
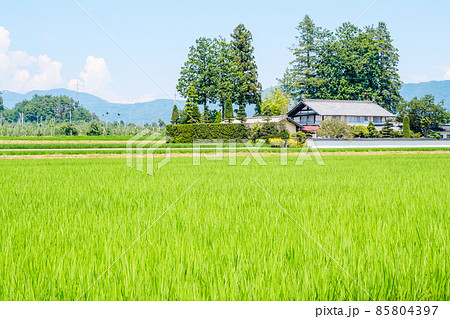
227,99 -> 395,136
286,99 -> 395,135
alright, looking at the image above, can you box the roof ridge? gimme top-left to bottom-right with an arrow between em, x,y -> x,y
302,99 -> 375,103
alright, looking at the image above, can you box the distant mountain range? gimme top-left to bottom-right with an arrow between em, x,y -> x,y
1,89 -> 186,125
401,80 -> 450,108
2,80 -> 449,123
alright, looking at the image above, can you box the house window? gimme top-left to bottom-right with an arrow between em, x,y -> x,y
349,116 -> 369,123
373,116 -> 382,124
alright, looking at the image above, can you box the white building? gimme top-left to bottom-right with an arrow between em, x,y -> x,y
440,125 -> 450,139
226,115 -> 299,135
287,99 -> 394,127
225,99 -> 397,137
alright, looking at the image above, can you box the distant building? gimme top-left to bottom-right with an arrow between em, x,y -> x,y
226,115 -> 299,135
287,99 -> 394,132
440,125 -> 450,139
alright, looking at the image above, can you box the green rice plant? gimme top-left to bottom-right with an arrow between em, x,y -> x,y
0,155 -> 448,300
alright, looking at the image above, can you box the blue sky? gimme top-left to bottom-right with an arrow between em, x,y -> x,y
1,0 -> 449,102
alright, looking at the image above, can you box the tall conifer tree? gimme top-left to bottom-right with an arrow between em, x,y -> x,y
230,24 -> 262,114
170,105 -> 179,124
184,86 -> 201,124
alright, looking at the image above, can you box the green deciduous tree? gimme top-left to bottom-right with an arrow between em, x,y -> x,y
0,91 -> 4,112
86,121 -> 103,136
260,88 -> 292,116
58,122 -> 79,136
317,117 -> 353,138
13,94 -> 93,123
397,95 -> 448,137
0,91 -> 4,126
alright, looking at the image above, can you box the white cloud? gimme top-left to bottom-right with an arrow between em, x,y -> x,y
444,69 -> 450,81
409,75 -> 430,83
111,94 -> 156,104
0,26 -> 64,92
0,27 -> 11,53
69,56 -> 119,101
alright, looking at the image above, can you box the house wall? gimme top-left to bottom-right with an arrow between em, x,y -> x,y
284,120 -> 297,135
325,115 -> 389,126
440,131 -> 450,139
294,115 -> 393,128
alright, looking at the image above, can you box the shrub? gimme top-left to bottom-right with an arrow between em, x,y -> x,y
57,122 -> 79,136
429,131 -> 442,139
351,125 -> 369,138
391,129 -> 403,138
367,122 -> 379,138
85,121 -> 103,136
166,123 -> 249,143
292,131 -> 307,145
317,118 -> 353,138
380,119 -> 394,138
250,122 -> 288,141
403,116 -> 410,138
268,138 -> 300,148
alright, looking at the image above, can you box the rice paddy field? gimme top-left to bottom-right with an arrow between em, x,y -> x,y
0,153 -> 448,300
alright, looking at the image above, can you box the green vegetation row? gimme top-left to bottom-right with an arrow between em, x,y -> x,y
0,155 -> 448,300
1,147 -> 449,156
0,120 -> 162,138
0,142 -> 272,150
0,135 -> 135,141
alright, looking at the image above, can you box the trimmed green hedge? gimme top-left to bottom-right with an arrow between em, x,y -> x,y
166,123 -> 249,143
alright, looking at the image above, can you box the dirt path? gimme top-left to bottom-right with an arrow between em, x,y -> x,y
0,140 -> 133,144
1,150 -> 449,160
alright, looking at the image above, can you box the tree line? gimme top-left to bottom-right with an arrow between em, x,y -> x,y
0,94 -> 97,124
172,15 -> 449,137
279,15 -> 402,113
172,24 -> 262,124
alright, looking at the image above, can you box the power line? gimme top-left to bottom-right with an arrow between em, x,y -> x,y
353,0 -> 380,25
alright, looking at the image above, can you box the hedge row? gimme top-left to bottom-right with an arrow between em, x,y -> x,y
166,123 -> 249,143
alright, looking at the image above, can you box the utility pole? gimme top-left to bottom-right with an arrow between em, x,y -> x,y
20,112 -> 24,131
76,80 -> 80,104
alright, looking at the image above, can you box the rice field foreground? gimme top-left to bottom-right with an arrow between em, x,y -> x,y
0,155 -> 448,300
